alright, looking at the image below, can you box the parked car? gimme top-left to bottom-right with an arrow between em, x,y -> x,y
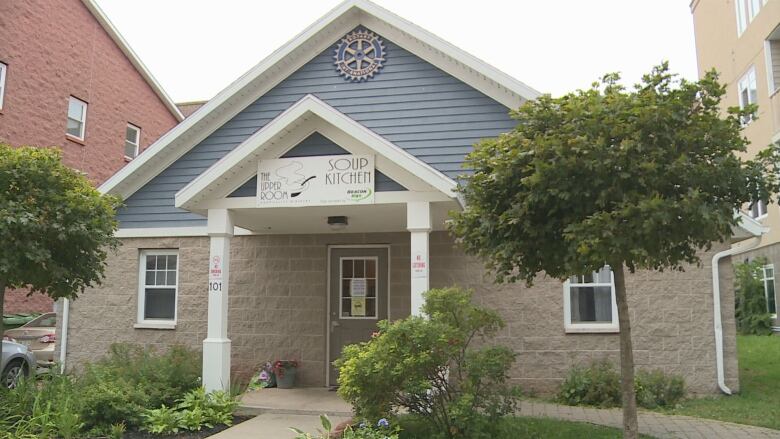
3,312 -> 56,368
1,340 -> 37,389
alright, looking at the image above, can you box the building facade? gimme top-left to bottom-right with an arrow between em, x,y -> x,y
691,0 -> 780,330
60,0 -> 752,396
0,0 -> 183,313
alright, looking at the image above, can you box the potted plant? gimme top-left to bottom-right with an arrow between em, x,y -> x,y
273,360 -> 299,389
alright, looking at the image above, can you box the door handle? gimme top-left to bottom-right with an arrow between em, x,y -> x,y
330,320 -> 340,333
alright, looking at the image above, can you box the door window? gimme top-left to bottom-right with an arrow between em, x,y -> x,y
340,257 -> 378,318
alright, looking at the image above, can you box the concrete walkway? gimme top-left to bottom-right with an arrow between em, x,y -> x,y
520,400 -> 780,439
212,388 -> 780,439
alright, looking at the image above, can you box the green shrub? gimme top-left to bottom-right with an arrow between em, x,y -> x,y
557,361 -> 685,409
735,259 -> 775,336
336,287 -> 520,439
634,369 -> 685,409
557,360 -> 621,408
141,387 -> 238,433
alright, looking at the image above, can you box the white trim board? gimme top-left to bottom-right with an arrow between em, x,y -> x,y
174,94 -> 457,211
80,0 -> 184,122
98,0 -> 540,201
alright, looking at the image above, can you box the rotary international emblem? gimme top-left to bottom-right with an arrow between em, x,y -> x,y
334,30 -> 386,82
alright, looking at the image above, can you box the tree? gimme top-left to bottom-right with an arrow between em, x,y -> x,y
0,145 -> 120,363
449,64 -> 780,438
734,258 -> 774,335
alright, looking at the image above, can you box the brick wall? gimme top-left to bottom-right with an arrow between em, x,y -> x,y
0,0 -> 180,315
0,0 -> 178,183
61,232 -> 738,395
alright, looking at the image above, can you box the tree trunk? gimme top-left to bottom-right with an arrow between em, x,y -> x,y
613,264 -> 639,439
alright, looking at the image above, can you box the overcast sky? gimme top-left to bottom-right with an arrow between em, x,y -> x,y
94,0 -> 700,103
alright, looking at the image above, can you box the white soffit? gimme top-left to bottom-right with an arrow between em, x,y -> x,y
174,94 -> 457,210
99,0 -> 539,200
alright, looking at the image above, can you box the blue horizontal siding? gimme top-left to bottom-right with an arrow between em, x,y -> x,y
117,28 -> 515,228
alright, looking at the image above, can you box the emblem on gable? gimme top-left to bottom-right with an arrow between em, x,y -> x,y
334,30 -> 386,82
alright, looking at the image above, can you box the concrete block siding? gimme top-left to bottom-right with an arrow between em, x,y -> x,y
62,232 -> 738,394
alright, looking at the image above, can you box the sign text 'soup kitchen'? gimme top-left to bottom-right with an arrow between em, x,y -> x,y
256,154 -> 375,206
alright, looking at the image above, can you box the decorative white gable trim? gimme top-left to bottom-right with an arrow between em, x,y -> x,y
99,0 -> 539,200
81,0 -> 184,122
174,94 -> 457,211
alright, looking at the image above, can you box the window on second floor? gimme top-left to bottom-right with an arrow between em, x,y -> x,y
749,199 -> 768,219
66,96 -> 87,140
765,26 -> 780,96
124,123 -> 141,159
738,66 -> 758,124
736,0 -> 764,36
0,62 -> 7,110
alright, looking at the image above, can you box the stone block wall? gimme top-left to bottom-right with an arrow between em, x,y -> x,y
60,231 -> 738,395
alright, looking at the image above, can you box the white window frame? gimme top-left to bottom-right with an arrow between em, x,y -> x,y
736,0 -> 763,36
66,96 -> 88,140
748,199 -> 768,219
738,66 -> 758,124
338,256 -> 379,320
0,62 -> 7,110
136,249 -> 179,329
124,123 -> 141,159
762,264 -> 777,317
563,266 -> 619,333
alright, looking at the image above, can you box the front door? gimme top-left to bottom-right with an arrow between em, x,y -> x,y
328,247 -> 389,386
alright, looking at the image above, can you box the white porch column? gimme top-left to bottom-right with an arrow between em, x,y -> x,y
407,201 -> 431,316
203,209 -> 234,392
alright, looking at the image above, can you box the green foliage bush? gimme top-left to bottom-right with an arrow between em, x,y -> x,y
556,360 -> 621,408
634,370 -> 685,409
557,361 -> 685,409
141,387 -> 239,434
291,415 -> 401,439
0,343 -> 209,438
735,259 -> 775,336
336,287 -> 520,439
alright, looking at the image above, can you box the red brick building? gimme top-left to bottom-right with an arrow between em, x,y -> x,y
0,0 -> 184,313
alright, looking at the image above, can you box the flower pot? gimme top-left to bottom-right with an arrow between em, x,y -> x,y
276,367 -> 297,389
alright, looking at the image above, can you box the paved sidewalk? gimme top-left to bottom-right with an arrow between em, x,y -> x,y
520,400 -> 780,439
217,388 -> 780,439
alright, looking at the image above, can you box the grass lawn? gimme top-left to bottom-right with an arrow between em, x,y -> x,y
659,335 -> 780,430
398,415 -> 653,438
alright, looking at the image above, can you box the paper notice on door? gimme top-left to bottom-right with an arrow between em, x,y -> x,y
351,278 -> 367,297
351,298 -> 366,316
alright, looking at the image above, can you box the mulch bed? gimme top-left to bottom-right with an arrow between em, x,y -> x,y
122,416 -> 251,439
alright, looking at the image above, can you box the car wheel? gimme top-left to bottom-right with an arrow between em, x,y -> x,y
2,360 -> 27,389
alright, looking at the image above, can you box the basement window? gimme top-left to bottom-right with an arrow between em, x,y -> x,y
763,264 -> 777,316
564,266 -> 618,333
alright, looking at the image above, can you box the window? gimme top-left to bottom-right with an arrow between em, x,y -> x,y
564,266 -> 618,333
137,250 -> 178,325
738,67 -> 758,124
736,0 -> 763,36
749,199 -> 768,219
66,96 -> 87,140
124,124 -> 141,158
765,26 -> 780,95
339,257 -> 378,319
0,62 -> 6,110
763,264 -> 777,316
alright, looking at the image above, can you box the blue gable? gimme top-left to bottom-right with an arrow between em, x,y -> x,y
117,29 -> 516,229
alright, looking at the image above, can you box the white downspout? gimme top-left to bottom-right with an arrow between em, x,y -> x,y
59,298 -> 70,373
711,236 -> 761,394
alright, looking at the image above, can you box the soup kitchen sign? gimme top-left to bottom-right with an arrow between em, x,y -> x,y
256,154 -> 374,206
